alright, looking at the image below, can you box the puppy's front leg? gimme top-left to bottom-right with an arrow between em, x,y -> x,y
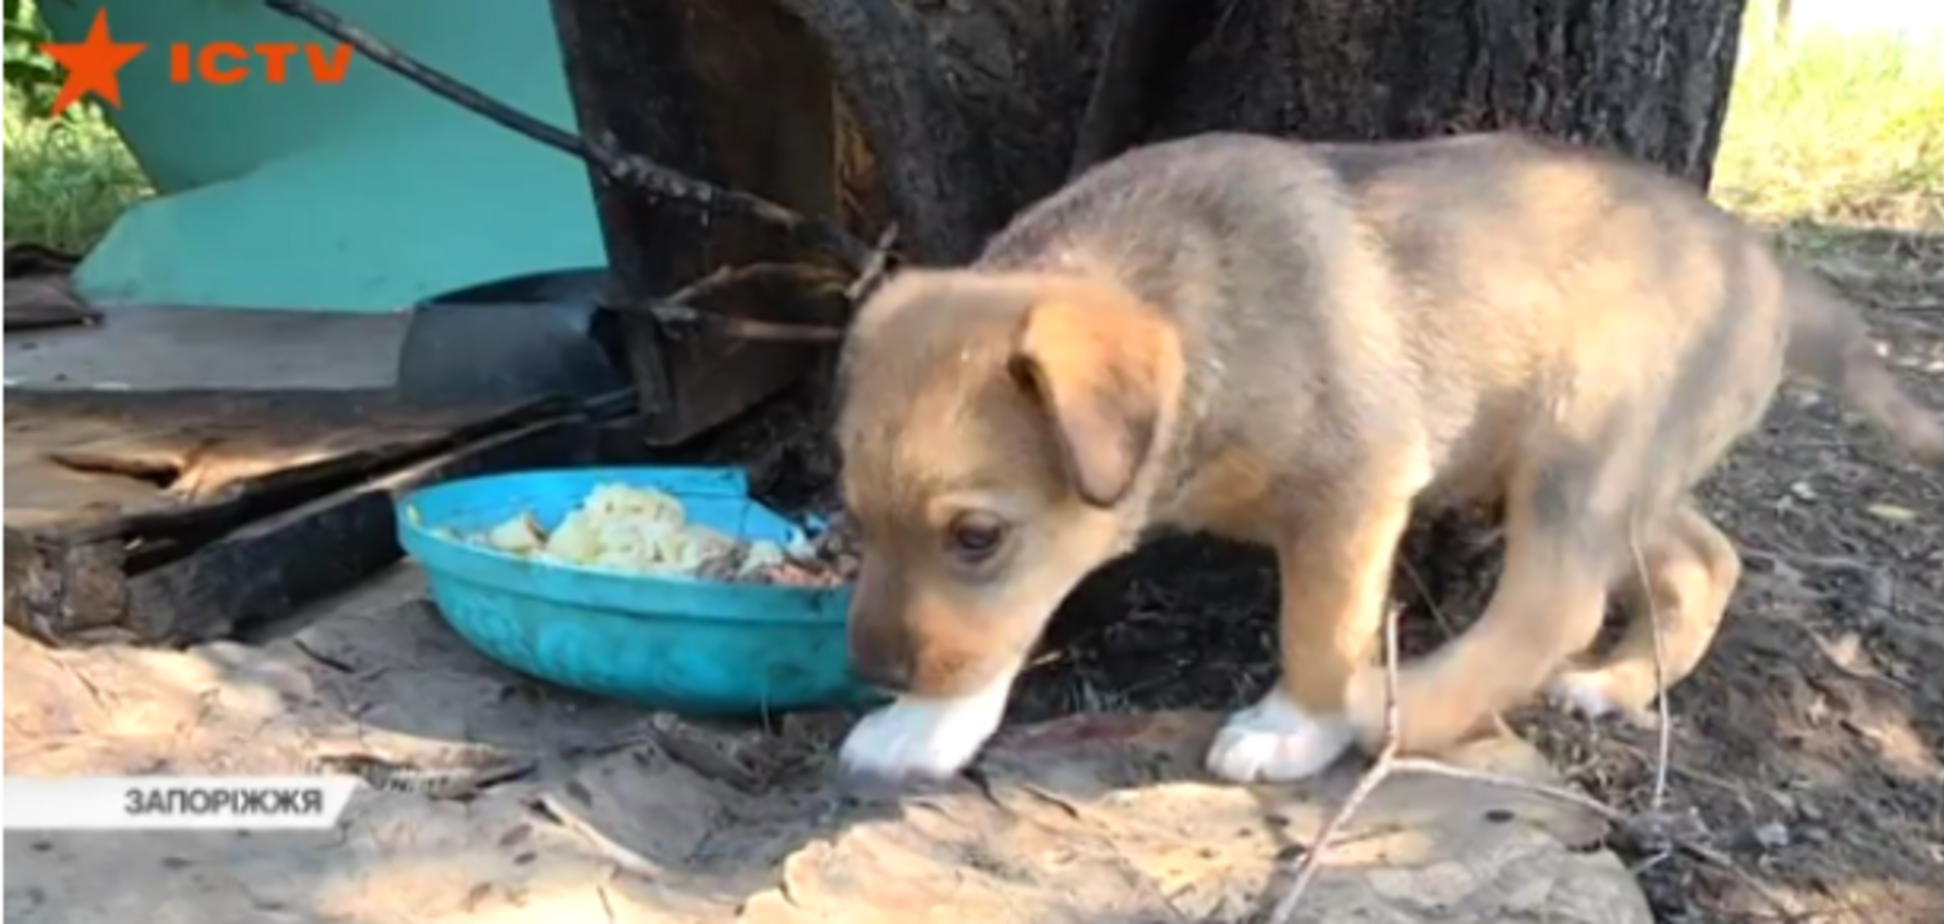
1206,486 -> 1416,783
838,671 -> 1016,782
1344,463 -> 1614,756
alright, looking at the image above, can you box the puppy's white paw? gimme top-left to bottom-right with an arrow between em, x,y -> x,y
1205,692 -> 1355,784
838,677 -> 1011,782
1545,670 -> 1623,719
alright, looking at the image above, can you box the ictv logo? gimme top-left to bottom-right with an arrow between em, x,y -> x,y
41,9 -> 355,118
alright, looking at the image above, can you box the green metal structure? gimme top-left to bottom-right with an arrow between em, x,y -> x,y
39,0 -> 605,313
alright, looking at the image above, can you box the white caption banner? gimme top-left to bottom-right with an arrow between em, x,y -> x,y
3,776 -> 363,831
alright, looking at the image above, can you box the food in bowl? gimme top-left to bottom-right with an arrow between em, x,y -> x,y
447,482 -> 859,588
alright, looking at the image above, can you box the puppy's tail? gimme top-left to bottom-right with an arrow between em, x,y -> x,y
1784,267 -> 1944,470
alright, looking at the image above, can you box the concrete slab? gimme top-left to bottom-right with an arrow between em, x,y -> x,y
3,306 -> 410,392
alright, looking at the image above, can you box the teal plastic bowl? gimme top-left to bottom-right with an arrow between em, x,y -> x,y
397,466 -> 880,716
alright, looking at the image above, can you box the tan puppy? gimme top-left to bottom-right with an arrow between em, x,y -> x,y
830,131 -> 1944,784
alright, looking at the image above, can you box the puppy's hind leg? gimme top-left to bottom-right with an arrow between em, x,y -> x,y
1345,455 -> 1620,756
1206,481 -> 1418,784
1549,498 -> 1742,720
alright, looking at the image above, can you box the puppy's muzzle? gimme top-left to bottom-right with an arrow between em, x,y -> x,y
849,646 -> 914,693
848,621 -> 917,693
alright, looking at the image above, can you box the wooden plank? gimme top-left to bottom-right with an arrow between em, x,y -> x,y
547,0 -> 839,445
3,529 -> 130,646
123,414 -> 592,645
3,276 -> 100,332
3,391 -> 620,647
3,244 -> 96,332
3,306 -> 406,391
5,391 -> 563,539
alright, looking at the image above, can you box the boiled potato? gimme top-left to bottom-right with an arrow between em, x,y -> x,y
484,511 -> 547,554
541,509 -> 602,564
464,482 -> 797,581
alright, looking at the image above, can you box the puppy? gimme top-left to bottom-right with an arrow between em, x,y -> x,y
830,131 -> 1944,785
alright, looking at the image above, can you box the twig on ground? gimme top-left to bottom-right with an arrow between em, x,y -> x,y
308,751 -> 537,801
595,882 -> 619,924
1396,560 -> 1457,640
640,714 -> 765,793
1265,521 -> 1695,923
1383,752 -> 1793,912
262,0 -> 873,270
1382,756 -> 1630,825
52,659 -> 111,715
1628,520 -> 1674,831
538,791 -> 661,879
1266,604 -> 1403,924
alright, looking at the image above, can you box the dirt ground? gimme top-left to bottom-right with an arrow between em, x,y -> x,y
1009,226 -> 1944,922
6,564 -> 1653,924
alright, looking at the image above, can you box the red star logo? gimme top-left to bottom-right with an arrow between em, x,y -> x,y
40,9 -> 147,118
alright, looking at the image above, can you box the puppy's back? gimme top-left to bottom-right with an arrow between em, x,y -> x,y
967,132 -> 1809,481
974,130 -> 1761,343
981,134 -> 1365,285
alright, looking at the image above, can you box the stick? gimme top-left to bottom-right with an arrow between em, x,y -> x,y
1628,520 -> 1674,821
602,226 -> 897,343
1264,731 -> 1740,922
537,792 -> 662,880
844,225 -> 901,303
1265,603 -> 1403,924
1266,521 -> 1686,923
629,263 -> 854,344
1384,757 -> 1631,825
261,0 -> 873,270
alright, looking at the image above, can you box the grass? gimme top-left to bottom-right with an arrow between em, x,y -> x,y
2,97 -> 151,252
0,9 -> 1938,252
1712,12 -> 1944,231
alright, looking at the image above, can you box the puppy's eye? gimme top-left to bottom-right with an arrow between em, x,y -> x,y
945,512 -> 1007,561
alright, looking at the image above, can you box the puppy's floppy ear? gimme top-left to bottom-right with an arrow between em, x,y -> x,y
1006,286 -> 1183,507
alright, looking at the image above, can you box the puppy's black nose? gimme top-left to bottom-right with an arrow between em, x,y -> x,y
849,650 -> 914,693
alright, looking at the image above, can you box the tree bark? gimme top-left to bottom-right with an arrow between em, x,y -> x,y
813,0 -> 1749,264
770,0 -> 998,264
544,0 -> 1750,288
1149,0 -> 1748,183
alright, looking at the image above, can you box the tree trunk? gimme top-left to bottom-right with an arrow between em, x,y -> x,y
816,0 -> 1749,265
